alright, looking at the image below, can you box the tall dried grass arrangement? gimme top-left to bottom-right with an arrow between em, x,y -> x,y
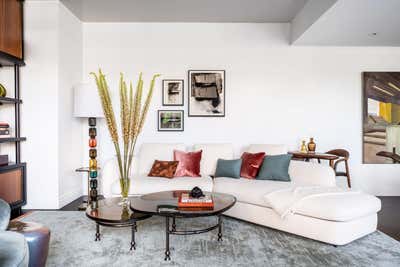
91,69 -> 160,199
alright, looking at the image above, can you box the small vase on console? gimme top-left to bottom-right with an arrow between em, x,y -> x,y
307,138 -> 316,153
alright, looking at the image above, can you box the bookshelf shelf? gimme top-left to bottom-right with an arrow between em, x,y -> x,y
0,97 -> 23,104
0,137 -> 26,143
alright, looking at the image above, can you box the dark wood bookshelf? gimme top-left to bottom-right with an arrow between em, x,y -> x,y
0,137 -> 26,143
0,97 -> 23,104
0,51 -> 25,67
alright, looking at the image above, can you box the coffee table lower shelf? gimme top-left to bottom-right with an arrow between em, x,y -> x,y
164,215 -> 223,261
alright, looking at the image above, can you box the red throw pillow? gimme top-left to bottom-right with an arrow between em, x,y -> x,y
174,150 -> 202,177
148,160 -> 179,178
240,152 -> 266,179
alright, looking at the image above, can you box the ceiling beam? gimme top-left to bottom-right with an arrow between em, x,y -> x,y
290,0 -> 338,44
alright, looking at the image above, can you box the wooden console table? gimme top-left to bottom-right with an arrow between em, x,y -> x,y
289,151 -> 339,168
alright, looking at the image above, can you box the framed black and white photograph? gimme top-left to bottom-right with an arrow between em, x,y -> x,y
158,110 -> 184,131
188,70 -> 225,117
162,80 -> 184,106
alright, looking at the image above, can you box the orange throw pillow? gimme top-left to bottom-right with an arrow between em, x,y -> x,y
240,152 -> 266,179
174,150 -> 202,177
148,160 -> 179,178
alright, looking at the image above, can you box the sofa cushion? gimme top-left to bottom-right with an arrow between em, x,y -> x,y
193,144 -> 234,176
213,177 -> 292,208
247,144 -> 288,155
289,161 -> 336,187
174,150 -> 202,177
138,143 -> 185,175
111,175 -> 213,195
257,154 -> 292,182
293,193 -> 381,222
215,159 -> 242,178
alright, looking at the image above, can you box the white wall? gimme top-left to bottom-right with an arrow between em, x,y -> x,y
21,1 -> 83,209
83,23 -> 400,196
57,4 -> 83,207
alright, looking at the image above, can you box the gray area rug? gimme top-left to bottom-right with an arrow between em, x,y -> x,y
22,211 -> 400,267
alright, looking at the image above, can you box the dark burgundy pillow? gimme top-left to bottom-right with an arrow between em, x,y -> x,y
240,152 -> 266,179
174,150 -> 202,177
148,160 -> 179,178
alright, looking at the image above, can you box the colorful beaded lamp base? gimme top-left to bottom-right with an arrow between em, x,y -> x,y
89,117 -> 98,207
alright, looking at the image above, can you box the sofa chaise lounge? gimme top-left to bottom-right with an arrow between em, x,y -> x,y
102,143 -> 381,245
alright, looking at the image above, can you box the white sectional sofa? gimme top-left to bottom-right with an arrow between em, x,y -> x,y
102,143 -> 381,246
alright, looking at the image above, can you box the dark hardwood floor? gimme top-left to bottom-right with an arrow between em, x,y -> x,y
377,196 -> 400,241
58,195 -> 400,242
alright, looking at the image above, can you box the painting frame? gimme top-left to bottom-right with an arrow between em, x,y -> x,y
158,110 -> 184,132
162,79 -> 184,106
188,70 -> 226,117
362,72 -> 400,164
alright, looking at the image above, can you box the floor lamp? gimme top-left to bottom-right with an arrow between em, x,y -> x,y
73,82 -> 104,209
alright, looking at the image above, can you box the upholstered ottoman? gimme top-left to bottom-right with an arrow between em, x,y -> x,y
8,221 -> 50,267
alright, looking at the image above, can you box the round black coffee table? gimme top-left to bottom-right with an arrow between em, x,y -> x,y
130,191 -> 236,260
86,197 -> 152,250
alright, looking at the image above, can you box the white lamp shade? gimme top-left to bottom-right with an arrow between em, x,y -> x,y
73,82 -> 104,118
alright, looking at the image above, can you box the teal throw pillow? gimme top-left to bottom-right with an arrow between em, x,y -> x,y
256,154 -> 292,181
215,159 -> 242,178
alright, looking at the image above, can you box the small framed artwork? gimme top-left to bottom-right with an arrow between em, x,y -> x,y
162,80 -> 184,106
158,110 -> 184,131
188,70 -> 225,117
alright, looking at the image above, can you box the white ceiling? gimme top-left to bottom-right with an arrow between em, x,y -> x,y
60,0 -> 308,23
292,0 -> 400,46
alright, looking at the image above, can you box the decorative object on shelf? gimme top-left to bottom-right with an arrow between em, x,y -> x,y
188,70 -> 225,117
0,83 -> 7,97
0,123 -> 10,138
158,110 -> 184,131
300,140 -> 308,153
162,80 -> 184,106
307,137 -> 316,152
363,72 -> 400,164
73,82 -> 104,209
91,69 -> 160,205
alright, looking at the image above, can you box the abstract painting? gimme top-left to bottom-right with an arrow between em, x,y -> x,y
162,80 -> 184,106
158,110 -> 184,131
188,70 -> 225,117
363,72 -> 400,163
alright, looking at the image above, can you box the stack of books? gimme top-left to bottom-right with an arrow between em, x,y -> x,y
0,123 -> 10,138
178,192 -> 214,209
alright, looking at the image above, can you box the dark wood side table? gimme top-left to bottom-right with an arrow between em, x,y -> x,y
289,151 -> 339,168
86,197 -> 152,251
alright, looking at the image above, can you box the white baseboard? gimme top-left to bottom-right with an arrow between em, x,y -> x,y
59,186 -> 83,208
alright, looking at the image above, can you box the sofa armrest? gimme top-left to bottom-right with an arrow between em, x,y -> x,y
289,160 -> 336,187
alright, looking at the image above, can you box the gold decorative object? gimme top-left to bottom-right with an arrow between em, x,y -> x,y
91,69 -> 160,205
300,140 -> 308,153
307,137 -> 316,152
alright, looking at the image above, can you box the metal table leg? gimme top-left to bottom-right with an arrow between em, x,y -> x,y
130,222 -> 136,251
217,215 -> 223,241
165,217 -> 171,261
172,217 -> 176,232
95,223 -> 101,241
